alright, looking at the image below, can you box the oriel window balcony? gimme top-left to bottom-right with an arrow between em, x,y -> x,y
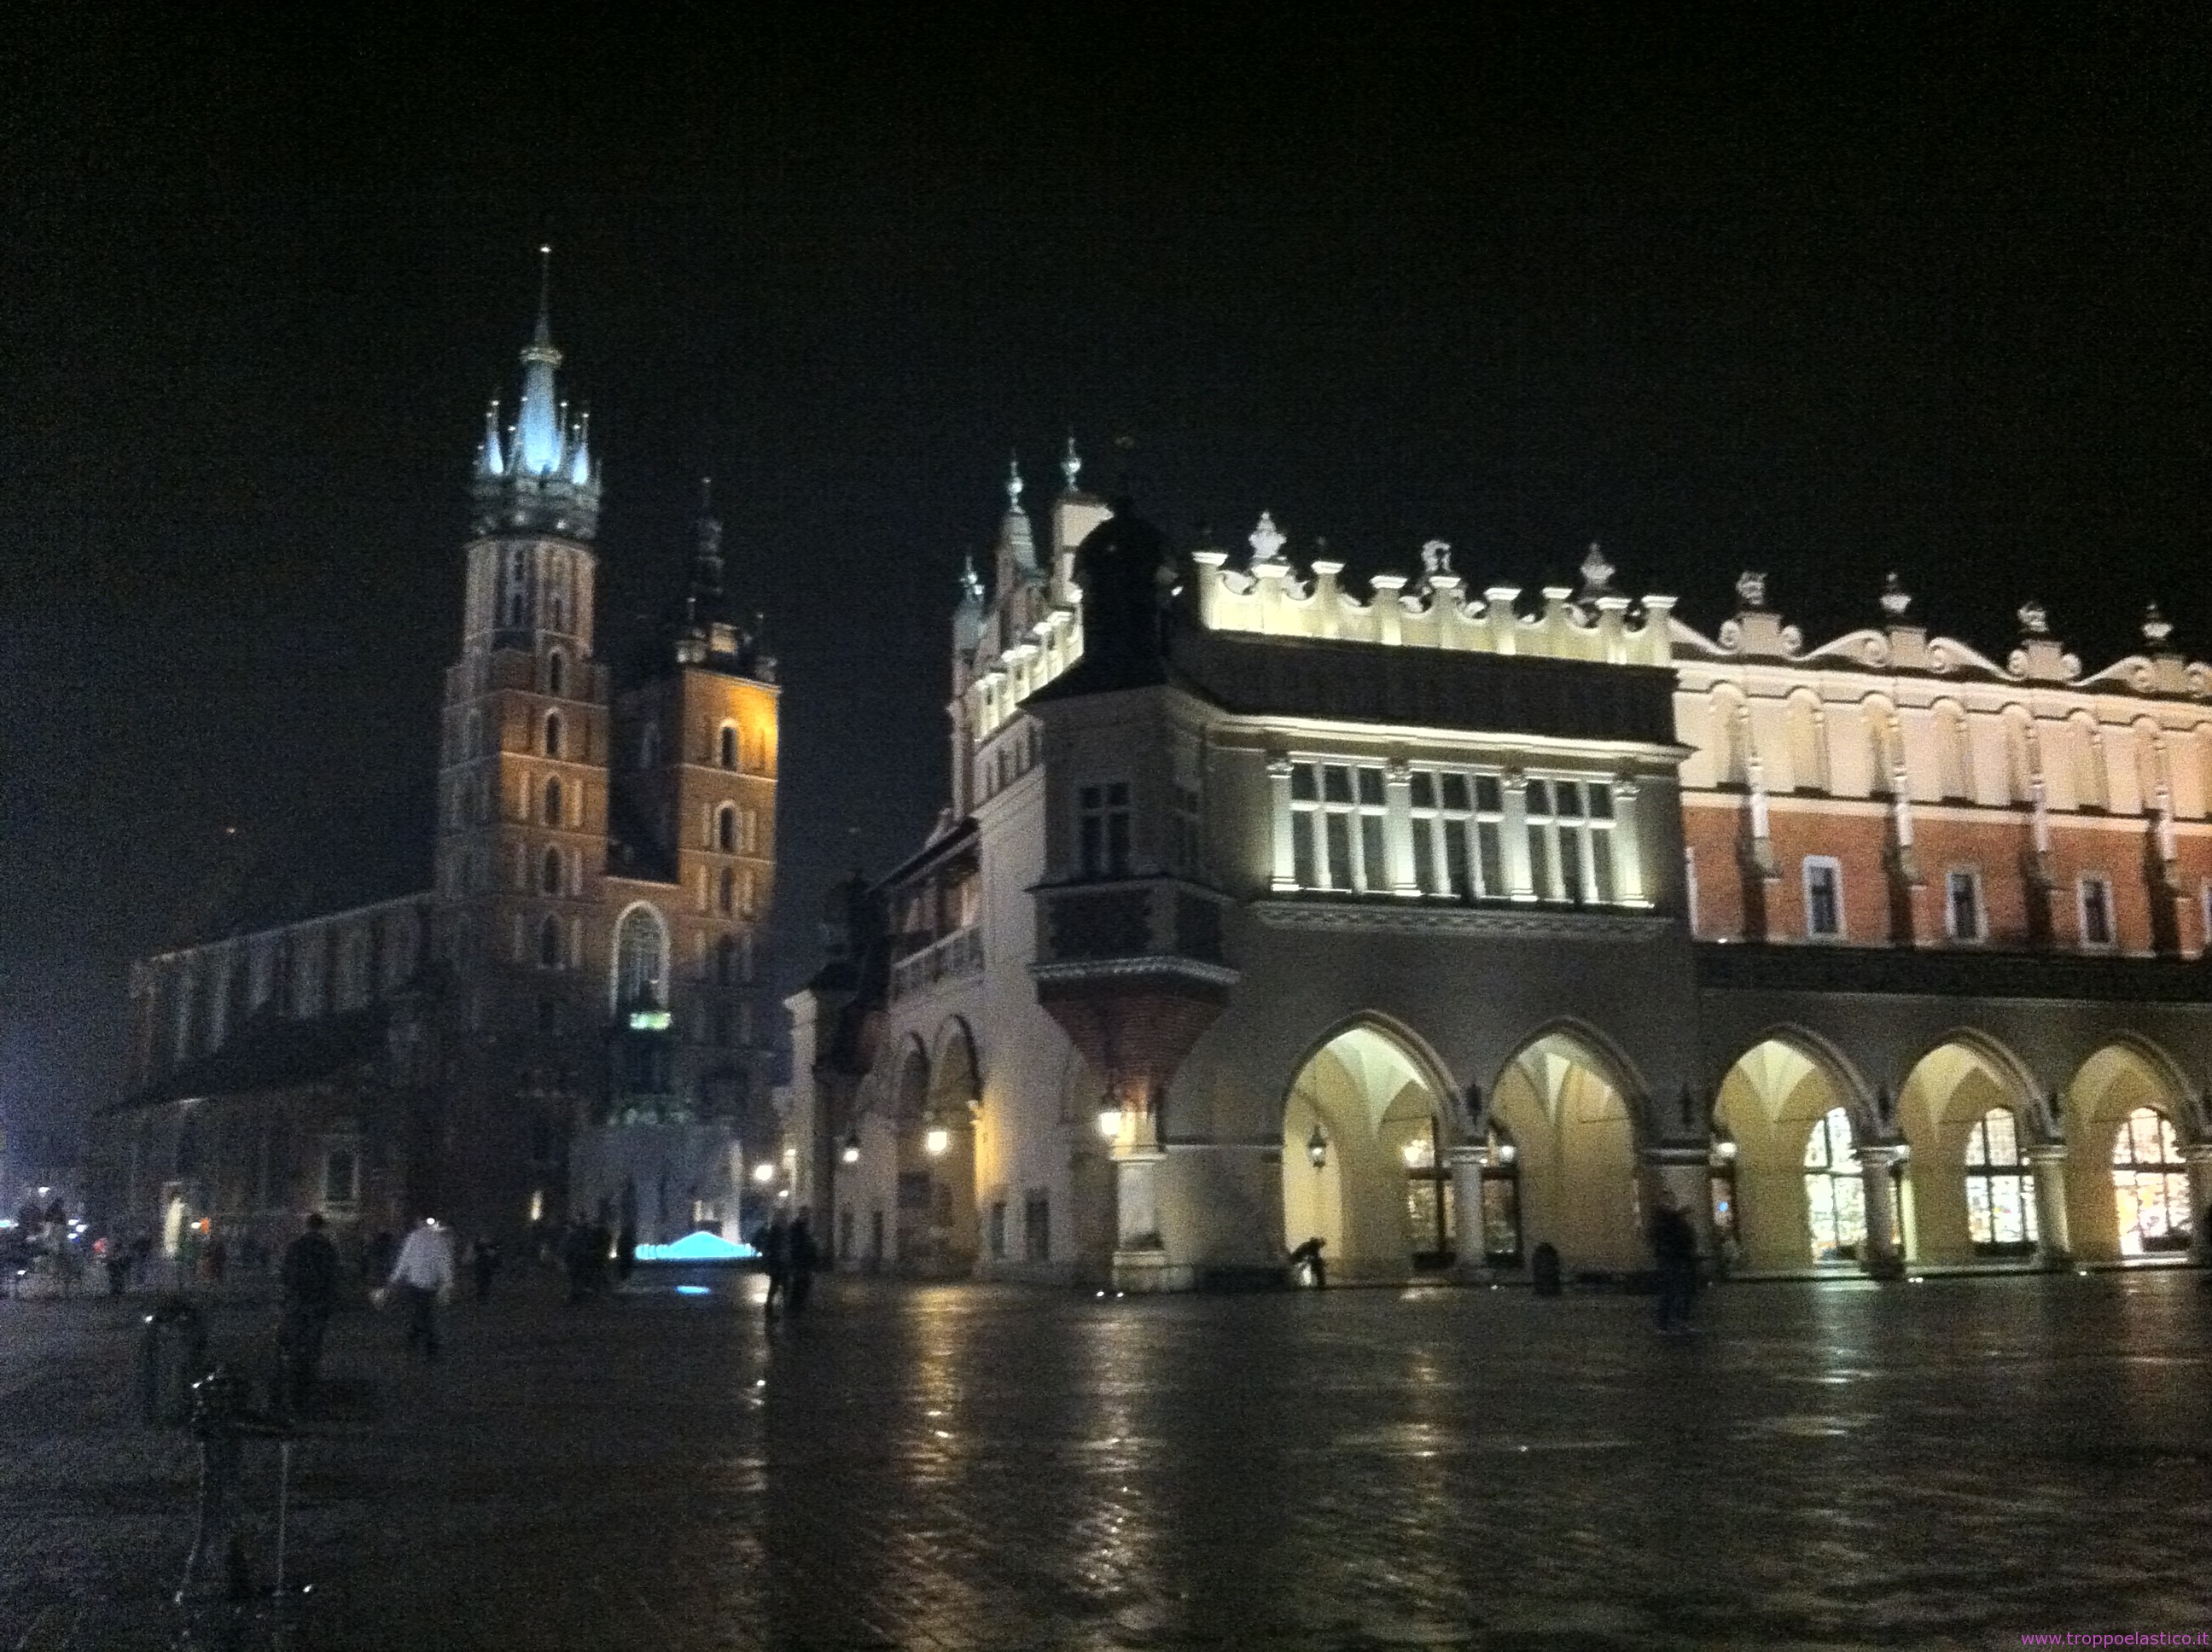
889,924 -> 986,1001
1030,874 -> 1237,990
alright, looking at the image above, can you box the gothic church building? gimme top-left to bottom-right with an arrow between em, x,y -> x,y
93,288 -> 778,1262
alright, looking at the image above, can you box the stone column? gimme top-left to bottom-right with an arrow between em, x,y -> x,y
1450,1143 -> 1489,1281
1383,761 -> 1419,897
2025,1143 -> 2072,1270
1267,758 -> 1298,893
2184,1144 -> 2212,1266
1857,1144 -> 1906,1278
1502,771 -> 1535,900
1610,778 -> 1646,905
1110,1095 -> 1182,1291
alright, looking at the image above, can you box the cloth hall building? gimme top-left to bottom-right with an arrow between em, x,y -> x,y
90,293 -> 779,1262
787,457 -> 2212,1289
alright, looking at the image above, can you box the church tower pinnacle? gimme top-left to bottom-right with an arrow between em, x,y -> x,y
470,247 -> 602,540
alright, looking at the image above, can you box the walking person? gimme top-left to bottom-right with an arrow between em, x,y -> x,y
277,1213 -> 341,1411
1648,1191 -> 1700,1335
384,1217 -> 456,1359
759,1214 -> 791,1318
786,1213 -> 818,1314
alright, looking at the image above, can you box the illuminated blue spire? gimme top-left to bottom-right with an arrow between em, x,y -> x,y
469,246 -> 602,541
513,246 -> 566,477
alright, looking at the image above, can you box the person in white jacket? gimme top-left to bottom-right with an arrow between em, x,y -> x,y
386,1217 -> 456,1359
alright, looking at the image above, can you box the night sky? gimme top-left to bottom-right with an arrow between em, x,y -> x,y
5,9 -> 2208,1155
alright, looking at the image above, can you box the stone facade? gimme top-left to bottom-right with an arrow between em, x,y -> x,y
787,474 -> 2212,1290
89,293 -> 778,1268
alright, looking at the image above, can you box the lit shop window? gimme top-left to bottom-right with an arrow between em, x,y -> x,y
1965,1108 -> 2038,1253
1802,1107 -> 1866,1262
2112,1108 -> 2192,1256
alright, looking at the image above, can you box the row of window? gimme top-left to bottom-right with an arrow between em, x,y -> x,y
1285,761 -> 1626,904
1796,855 -> 2119,945
638,721 -> 765,774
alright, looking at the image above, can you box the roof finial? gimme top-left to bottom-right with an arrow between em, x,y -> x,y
1735,570 -> 1769,611
2017,598 -> 2050,637
2144,602 -> 2174,647
1249,512 -> 1287,565
1879,572 -> 1912,620
1579,542 -> 1615,596
1005,452 -> 1025,509
1061,432 -> 1082,492
534,244 -> 554,349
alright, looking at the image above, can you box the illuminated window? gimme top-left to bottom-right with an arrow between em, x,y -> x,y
614,905 -> 669,1009
2111,1107 -> 2192,1255
1288,761 -> 1388,893
1965,1108 -> 2039,1253
719,724 -> 739,771
2077,875 -> 2114,947
1406,769 -> 1505,899
1523,777 -> 1616,903
1077,782 -> 1132,878
1803,857 -> 1843,938
1802,1107 -> 1866,1262
1401,1119 -> 1454,1265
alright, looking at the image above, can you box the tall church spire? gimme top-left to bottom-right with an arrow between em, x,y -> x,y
470,247 -> 602,540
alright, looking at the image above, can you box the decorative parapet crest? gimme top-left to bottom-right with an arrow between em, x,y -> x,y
1190,515 -> 1676,667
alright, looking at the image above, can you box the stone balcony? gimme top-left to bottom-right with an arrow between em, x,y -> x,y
889,924 -> 985,1001
1030,875 -> 1238,990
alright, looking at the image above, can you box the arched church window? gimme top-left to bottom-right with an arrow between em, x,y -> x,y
719,723 -> 739,771
614,905 -> 669,1009
547,651 -> 566,696
543,777 -> 563,826
544,712 -> 563,759
1802,1106 -> 1866,1262
1478,1124 -> 1522,1265
717,804 -> 738,853
540,848 -> 563,897
538,916 -> 562,969
2111,1107 -> 2192,1255
1965,1108 -> 2038,1254
718,867 -> 736,916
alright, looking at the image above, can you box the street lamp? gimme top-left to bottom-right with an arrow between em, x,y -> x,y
924,1126 -> 951,1157
1307,1126 -> 1329,1170
1097,1104 -> 1123,1142
751,1161 -> 776,1186
841,1131 -> 861,1166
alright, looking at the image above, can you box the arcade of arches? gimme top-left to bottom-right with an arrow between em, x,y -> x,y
1274,1021 -> 2206,1283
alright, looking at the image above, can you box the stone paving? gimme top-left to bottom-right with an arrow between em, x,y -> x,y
2,1266 -> 2209,1650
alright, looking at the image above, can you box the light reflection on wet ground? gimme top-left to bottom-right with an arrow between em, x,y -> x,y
3,1268 -> 2209,1648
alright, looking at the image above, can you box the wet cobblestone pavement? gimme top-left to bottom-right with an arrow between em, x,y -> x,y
3,1267 -> 2209,1649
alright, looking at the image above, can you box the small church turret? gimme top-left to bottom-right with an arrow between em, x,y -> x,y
469,248 -> 602,542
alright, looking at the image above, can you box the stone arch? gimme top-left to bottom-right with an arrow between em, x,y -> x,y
2063,1037 -> 2199,1263
1933,697 -> 1973,800
608,901 -> 669,1011
1483,1021 -> 1647,1275
1280,1016 -> 1459,1283
1783,688 -> 1828,793
1893,1031 -> 2044,1266
1711,1027 -> 1873,1271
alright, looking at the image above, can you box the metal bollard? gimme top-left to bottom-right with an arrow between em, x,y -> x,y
140,1297 -> 209,1427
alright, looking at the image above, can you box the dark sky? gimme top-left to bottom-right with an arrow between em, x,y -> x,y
4,8 -> 2208,1155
